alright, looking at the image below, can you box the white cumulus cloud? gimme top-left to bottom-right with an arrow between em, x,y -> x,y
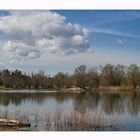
3,41 -> 41,63
0,11 -> 91,63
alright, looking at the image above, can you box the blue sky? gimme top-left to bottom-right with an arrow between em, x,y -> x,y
0,10 -> 140,74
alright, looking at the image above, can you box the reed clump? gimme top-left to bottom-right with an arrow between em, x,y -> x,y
46,110 -> 116,131
0,109 -> 117,131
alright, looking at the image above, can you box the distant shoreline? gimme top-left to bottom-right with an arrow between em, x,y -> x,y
0,86 -> 139,93
0,89 -> 58,93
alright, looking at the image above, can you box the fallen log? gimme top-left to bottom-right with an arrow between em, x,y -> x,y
0,119 -> 31,127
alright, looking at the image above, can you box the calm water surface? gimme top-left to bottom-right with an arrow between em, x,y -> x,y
0,90 -> 140,131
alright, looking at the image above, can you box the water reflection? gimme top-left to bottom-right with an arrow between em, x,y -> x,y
126,92 -> 140,116
101,93 -> 124,115
0,92 -> 76,106
0,91 -> 140,117
74,92 -> 100,113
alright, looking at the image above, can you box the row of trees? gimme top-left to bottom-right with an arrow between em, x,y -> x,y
0,64 -> 140,89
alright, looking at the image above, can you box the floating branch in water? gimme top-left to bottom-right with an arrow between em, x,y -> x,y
0,119 -> 31,127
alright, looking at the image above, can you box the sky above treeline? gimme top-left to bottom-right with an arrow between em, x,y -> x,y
0,10 -> 140,75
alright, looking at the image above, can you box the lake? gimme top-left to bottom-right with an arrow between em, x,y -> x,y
0,90 -> 140,131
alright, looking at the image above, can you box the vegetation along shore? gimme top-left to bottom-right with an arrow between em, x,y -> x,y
0,64 -> 140,92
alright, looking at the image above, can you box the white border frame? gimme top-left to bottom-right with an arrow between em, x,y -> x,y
0,0 -> 140,9
0,0 -> 140,139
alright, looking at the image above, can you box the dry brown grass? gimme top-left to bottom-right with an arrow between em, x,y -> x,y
46,110 -> 116,131
0,109 -> 117,131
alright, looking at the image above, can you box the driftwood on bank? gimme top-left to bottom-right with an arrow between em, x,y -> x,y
0,119 -> 31,127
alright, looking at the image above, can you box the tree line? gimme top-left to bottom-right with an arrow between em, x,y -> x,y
0,64 -> 140,89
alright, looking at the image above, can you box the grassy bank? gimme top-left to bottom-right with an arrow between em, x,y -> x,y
60,87 -> 85,93
0,86 -> 14,90
98,86 -> 139,92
